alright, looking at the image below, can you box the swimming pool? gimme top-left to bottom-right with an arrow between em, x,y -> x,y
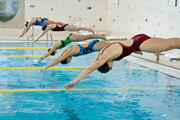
0,41 -> 180,120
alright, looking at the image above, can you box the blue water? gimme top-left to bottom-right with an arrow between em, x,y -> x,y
0,42 -> 180,120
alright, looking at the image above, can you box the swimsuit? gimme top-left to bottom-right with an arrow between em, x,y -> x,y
56,33 -> 73,49
32,18 -> 48,26
51,24 -> 69,31
102,34 -> 150,61
72,40 -> 100,57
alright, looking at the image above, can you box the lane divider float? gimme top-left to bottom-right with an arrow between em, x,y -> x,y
0,87 -> 179,93
0,67 -> 86,70
0,47 -> 49,50
0,55 -> 96,58
0,67 -> 147,70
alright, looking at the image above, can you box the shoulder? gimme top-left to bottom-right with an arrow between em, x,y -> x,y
29,18 -> 35,23
48,24 -> 56,28
70,44 -> 80,50
67,45 -> 79,54
102,43 -> 122,59
53,41 -> 61,47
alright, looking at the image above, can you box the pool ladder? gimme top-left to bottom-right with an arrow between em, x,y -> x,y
27,26 -> 53,41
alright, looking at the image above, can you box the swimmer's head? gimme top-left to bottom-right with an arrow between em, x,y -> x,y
60,56 -> 72,64
97,61 -> 113,73
48,48 -> 56,56
42,25 -> 47,31
25,21 -> 29,27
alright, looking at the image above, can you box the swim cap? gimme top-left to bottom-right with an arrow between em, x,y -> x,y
25,21 -> 29,27
97,62 -> 110,73
48,48 -> 56,56
60,58 -> 68,64
42,25 -> 47,31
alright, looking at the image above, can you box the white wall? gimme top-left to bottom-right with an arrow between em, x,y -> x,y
25,0 -> 108,30
0,0 -> 109,40
25,0 -> 109,40
108,0 -> 180,39
1,0 -> 180,40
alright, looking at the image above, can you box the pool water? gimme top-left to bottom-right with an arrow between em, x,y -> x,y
0,42 -> 180,120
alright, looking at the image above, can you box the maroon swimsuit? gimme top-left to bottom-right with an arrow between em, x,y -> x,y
102,34 -> 150,61
51,24 -> 68,31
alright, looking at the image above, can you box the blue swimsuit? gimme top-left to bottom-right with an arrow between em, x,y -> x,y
72,40 -> 100,57
32,18 -> 48,26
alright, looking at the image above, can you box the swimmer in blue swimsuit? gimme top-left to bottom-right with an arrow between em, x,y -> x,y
39,40 -> 111,73
37,33 -> 106,63
19,17 -> 64,37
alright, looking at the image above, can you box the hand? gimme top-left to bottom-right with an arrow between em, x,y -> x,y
19,33 -> 24,37
33,38 -> 38,42
37,58 -> 42,62
39,67 -> 46,73
64,81 -> 77,90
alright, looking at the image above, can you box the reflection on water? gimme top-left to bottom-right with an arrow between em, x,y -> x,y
63,107 -> 81,120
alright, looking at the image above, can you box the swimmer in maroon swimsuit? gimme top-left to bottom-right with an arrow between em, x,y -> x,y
33,24 -> 95,42
64,34 -> 180,90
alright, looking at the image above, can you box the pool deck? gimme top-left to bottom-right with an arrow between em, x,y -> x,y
124,55 -> 180,79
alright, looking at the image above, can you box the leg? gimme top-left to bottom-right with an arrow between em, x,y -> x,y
169,38 -> 180,48
43,20 -> 64,25
140,37 -> 180,53
70,34 -> 106,41
64,25 -> 94,34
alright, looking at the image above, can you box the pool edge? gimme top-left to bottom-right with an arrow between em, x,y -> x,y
125,56 -> 180,79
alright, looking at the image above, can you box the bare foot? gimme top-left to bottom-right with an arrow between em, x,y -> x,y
89,28 -> 95,34
100,35 -> 106,40
39,67 -> 46,73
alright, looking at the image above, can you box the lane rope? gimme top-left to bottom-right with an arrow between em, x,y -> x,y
0,47 -> 49,50
0,55 -> 96,58
0,87 -> 180,93
0,55 -> 59,58
0,67 -> 86,70
0,67 -> 146,70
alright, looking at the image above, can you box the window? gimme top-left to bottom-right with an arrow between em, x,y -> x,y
0,0 -> 20,24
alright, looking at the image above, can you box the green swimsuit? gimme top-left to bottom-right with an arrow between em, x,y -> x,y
56,33 -> 73,49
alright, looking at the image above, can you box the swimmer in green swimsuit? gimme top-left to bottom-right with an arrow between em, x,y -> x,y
37,33 -> 106,62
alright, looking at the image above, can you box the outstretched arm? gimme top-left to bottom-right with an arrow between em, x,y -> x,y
19,28 -> 27,37
64,43 -> 121,90
37,42 -> 60,62
91,52 -> 102,63
64,54 -> 108,90
34,24 -> 52,42
19,20 -> 33,37
39,49 -> 72,73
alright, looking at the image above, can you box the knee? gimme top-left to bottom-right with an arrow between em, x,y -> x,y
70,34 -> 78,40
169,38 -> 180,48
75,27 -> 81,31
